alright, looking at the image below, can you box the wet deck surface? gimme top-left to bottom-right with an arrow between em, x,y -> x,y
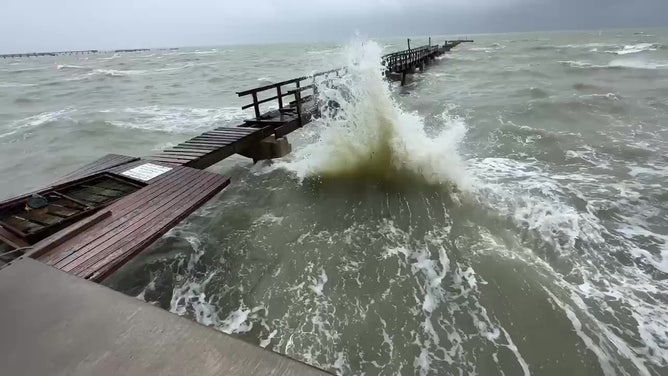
148,126 -> 274,169
31,162 -> 229,281
0,258 -> 329,376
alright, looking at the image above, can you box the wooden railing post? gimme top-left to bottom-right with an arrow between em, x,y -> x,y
276,86 -> 283,109
294,90 -> 302,126
251,92 -> 261,119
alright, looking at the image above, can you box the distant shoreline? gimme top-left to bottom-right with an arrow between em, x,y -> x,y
0,48 -> 178,59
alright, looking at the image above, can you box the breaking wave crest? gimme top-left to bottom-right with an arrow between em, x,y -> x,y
279,39 -> 469,189
560,59 -> 668,70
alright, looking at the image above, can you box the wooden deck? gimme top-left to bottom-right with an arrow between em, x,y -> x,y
147,126 -> 274,169
53,154 -> 140,184
29,162 -> 228,281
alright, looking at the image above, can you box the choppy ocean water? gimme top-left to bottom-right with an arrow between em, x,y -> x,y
1,29 -> 667,375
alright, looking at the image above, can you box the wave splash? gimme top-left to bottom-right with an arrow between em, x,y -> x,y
279,39 -> 469,188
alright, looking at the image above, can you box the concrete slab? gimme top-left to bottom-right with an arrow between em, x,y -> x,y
0,258 -> 329,376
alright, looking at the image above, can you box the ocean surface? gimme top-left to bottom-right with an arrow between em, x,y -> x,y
1,29 -> 667,375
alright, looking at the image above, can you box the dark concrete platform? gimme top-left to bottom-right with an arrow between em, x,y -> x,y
0,258 -> 329,376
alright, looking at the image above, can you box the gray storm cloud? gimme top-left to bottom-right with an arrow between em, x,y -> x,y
1,0 -> 666,53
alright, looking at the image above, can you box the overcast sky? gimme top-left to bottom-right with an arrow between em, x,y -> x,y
1,0 -> 666,53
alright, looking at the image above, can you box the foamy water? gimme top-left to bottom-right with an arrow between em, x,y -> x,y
3,28 -> 668,376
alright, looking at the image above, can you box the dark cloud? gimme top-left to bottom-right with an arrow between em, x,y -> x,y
0,0 -> 666,53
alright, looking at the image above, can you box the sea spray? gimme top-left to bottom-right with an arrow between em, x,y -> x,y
279,39 -> 470,189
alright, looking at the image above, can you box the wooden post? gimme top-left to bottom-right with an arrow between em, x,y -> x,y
276,86 -> 283,109
407,38 -> 411,50
294,90 -> 302,126
429,37 -> 431,47
276,86 -> 283,110
401,71 -> 407,86
251,92 -> 261,119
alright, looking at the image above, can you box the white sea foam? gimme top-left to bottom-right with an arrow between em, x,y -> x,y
56,64 -> 92,71
558,42 -> 617,49
606,43 -> 659,55
560,59 -> 668,70
104,106 -> 246,133
277,39 -> 470,189
468,154 -> 668,374
0,81 -> 38,88
608,59 -> 668,70
2,108 -> 76,136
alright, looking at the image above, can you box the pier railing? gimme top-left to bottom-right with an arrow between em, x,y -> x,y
382,45 -> 440,73
237,67 -> 346,124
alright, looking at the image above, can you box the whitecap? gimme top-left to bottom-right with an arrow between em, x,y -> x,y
104,106 -> 246,133
606,43 -> 659,55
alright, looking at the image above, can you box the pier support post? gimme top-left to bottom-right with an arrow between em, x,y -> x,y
401,71 -> 407,86
239,135 -> 292,162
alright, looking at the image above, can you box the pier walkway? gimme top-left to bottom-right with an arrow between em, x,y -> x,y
0,36 -> 471,375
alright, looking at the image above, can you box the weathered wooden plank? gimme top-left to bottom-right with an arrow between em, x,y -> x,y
157,150 -> 207,157
0,226 -> 28,249
41,168 -> 196,266
84,175 -> 228,280
28,210 -> 113,259
51,170 -> 226,278
191,135 -> 243,142
195,133 -> 247,140
53,154 -> 139,185
145,157 -> 196,165
171,146 -> 220,152
212,127 -> 258,134
47,168 -> 199,267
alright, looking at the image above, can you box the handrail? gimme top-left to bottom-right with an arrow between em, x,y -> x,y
234,37 -> 464,122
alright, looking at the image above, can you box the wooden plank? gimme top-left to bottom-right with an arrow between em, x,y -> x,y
28,210 -> 112,259
53,154 -> 139,185
189,137 -> 240,145
203,128 -> 255,135
53,171 -> 224,277
213,127 -> 258,134
48,168 -> 198,266
181,141 -> 230,147
40,167 -> 195,265
145,157 -> 195,165
157,151 -> 207,157
192,134 -> 244,142
0,226 -> 28,249
149,154 -> 200,161
170,146 -> 219,152
84,175 -> 228,280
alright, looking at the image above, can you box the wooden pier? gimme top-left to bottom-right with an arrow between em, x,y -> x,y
383,39 -> 473,85
0,36 -> 471,375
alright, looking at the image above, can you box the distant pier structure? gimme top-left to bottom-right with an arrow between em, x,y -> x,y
384,37 -> 473,85
0,48 -> 153,59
